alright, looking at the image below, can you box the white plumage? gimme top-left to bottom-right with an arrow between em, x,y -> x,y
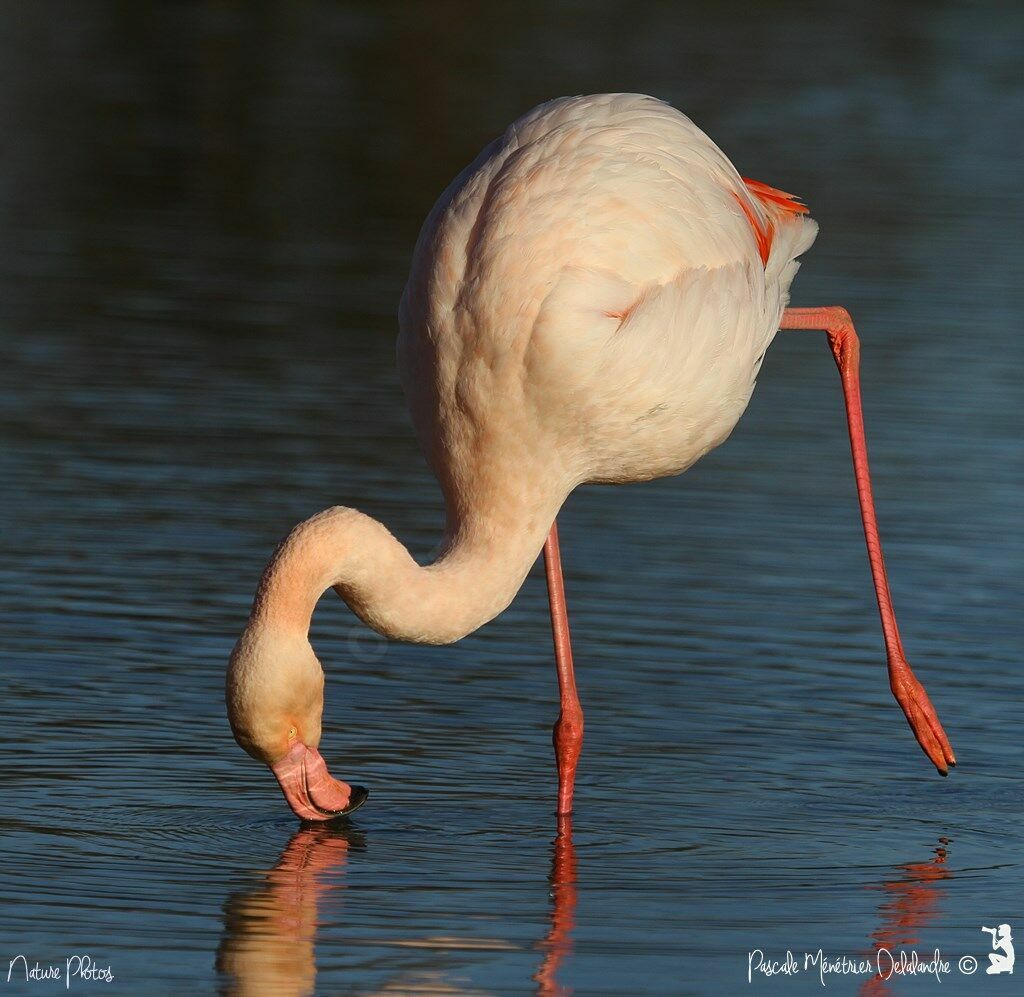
399,93 -> 817,496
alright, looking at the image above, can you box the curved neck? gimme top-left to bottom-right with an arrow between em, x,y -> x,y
251,493 -> 564,644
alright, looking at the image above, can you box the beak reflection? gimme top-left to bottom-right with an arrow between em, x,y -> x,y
217,825 -> 358,997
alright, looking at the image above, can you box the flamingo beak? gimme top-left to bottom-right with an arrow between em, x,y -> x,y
270,742 -> 368,821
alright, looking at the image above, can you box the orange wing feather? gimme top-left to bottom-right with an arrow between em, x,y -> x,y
736,177 -> 810,268
742,177 -> 810,215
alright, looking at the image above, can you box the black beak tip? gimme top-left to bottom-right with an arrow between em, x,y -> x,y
340,785 -> 369,816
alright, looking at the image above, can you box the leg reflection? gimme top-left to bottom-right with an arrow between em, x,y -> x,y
217,825 -> 361,997
859,837 -> 952,996
534,815 -> 578,997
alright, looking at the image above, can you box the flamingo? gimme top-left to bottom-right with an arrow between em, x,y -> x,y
226,93 -> 955,822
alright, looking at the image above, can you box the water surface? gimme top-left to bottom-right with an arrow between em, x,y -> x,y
1,3 -> 1022,994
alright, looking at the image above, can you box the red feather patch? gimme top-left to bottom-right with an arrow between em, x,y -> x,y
735,177 -> 810,267
742,177 -> 810,215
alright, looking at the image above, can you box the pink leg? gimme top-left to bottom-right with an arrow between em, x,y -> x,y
544,522 -> 584,814
781,307 -> 956,773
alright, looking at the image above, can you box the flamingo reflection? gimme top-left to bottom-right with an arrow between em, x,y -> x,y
534,815 -> 578,996
859,837 -> 952,996
216,825 -> 358,997
218,817 -> 580,995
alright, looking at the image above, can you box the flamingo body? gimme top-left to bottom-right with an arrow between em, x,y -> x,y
226,95 -> 954,823
399,93 -> 817,502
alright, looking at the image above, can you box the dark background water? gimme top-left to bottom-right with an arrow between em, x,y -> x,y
1,3 -> 1022,995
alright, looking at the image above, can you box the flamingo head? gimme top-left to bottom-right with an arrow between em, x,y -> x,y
226,626 -> 367,821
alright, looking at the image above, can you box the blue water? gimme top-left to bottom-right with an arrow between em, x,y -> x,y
1,4 -> 1022,995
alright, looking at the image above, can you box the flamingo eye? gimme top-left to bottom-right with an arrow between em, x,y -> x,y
288,726 -> 297,739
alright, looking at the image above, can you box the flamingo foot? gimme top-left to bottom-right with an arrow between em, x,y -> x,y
889,660 -> 956,775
